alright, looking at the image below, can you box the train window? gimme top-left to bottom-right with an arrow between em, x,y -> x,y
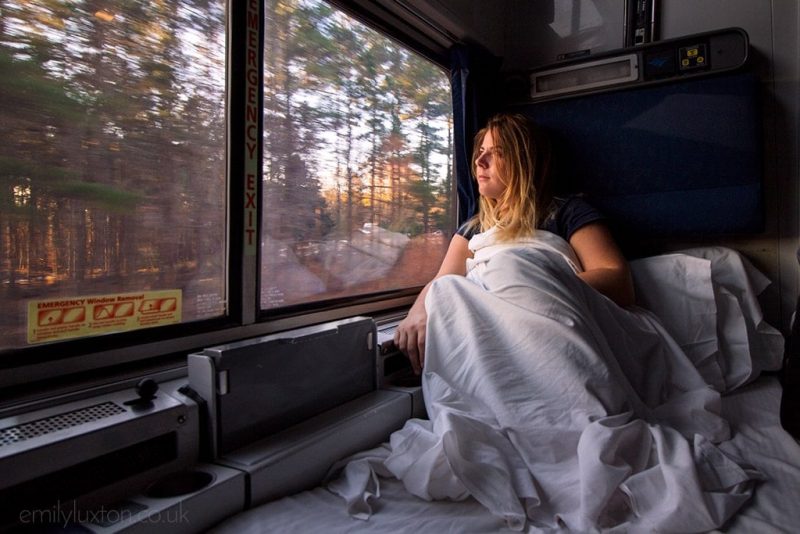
0,1 -> 227,350
260,0 -> 455,310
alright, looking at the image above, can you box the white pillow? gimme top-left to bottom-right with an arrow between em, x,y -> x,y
629,247 -> 784,393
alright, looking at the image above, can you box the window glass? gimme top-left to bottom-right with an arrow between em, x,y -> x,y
0,1 -> 227,349
261,0 -> 455,309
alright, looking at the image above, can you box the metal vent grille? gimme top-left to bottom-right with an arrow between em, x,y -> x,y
0,402 -> 127,447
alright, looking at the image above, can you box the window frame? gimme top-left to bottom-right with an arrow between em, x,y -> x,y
0,0 -> 458,404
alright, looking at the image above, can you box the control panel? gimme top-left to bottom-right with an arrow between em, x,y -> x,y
678,43 -> 707,71
518,28 -> 748,102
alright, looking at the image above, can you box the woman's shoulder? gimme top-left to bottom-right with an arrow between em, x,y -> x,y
554,193 -> 597,210
456,217 -> 480,240
540,194 -> 606,241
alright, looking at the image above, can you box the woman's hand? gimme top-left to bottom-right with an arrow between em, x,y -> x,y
392,233 -> 471,375
393,299 -> 428,375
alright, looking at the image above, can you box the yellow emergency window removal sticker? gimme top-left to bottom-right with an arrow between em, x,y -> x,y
27,290 -> 182,344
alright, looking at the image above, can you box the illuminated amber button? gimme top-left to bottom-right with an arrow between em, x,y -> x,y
697,56 -> 705,63
682,59 -> 690,66
687,48 -> 698,57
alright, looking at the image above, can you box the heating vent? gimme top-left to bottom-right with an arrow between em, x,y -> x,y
0,402 -> 127,446
0,432 -> 178,527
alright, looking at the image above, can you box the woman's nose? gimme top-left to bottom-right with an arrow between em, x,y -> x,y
476,152 -> 488,168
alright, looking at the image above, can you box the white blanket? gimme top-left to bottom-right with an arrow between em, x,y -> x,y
330,230 -> 760,532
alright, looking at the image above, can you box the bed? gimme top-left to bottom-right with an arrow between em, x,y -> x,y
210,72 -> 797,532
212,381 -> 798,533
209,242 -> 794,533
212,382 -> 798,534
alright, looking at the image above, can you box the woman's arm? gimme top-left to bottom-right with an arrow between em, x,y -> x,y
569,223 -> 635,308
393,233 -> 471,374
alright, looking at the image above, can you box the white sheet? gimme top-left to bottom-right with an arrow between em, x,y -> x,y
212,233 -> 794,533
630,248 -> 784,392
210,378 -> 799,534
331,231 -> 762,532
716,377 -> 800,533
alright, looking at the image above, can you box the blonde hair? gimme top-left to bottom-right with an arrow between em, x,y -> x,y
467,113 -> 552,241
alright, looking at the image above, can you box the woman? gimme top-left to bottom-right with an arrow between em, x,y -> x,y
394,113 -> 635,374
332,113 -> 756,532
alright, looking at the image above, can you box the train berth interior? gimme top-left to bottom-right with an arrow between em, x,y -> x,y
202,60 -> 800,533
3,2 -> 800,533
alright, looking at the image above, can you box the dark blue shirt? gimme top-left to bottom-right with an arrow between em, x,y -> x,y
456,196 -> 606,242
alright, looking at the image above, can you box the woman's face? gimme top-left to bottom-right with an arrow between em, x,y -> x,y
474,129 -> 507,200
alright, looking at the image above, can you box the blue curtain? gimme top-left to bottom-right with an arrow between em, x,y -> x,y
449,44 -> 502,225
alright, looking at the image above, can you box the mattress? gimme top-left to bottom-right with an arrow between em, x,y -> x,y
210,376 -> 799,533
210,245 -> 793,532
716,376 -> 800,533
